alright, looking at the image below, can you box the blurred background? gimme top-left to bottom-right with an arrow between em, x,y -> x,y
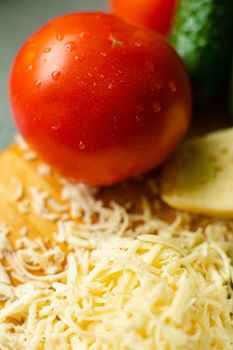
0,0 -> 108,149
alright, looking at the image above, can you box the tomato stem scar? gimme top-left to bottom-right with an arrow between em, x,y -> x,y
110,35 -> 124,48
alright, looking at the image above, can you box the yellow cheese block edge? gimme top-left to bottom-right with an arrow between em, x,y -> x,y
161,127 -> 233,217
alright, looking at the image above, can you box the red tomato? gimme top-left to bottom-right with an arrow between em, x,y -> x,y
10,13 -> 191,185
112,0 -> 177,35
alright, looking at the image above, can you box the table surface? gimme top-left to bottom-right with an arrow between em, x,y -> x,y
0,0 -> 107,150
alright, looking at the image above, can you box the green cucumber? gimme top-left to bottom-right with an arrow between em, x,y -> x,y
170,0 -> 233,106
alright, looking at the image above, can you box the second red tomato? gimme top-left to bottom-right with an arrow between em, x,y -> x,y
111,0 -> 177,35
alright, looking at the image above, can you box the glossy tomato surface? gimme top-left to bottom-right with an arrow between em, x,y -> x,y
112,0 -> 177,35
10,13 -> 191,185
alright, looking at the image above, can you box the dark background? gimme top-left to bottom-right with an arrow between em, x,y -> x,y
0,0 -> 108,149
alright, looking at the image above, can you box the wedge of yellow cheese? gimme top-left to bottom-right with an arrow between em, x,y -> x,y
161,128 -> 233,217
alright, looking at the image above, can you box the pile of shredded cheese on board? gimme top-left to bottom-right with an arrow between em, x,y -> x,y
0,137 -> 233,349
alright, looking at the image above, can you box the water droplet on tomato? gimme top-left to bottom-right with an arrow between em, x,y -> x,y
100,74 -> 105,79
108,83 -> 113,89
87,72 -> 93,78
135,115 -> 141,122
153,101 -> 161,113
74,55 -> 79,61
34,80 -> 42,89
66,41 -> 76,52
79,141 -> 85,150
135,104 -> 144,113
51,122 -> 61,131
42,48 -> 51,53
56,34 -> 64,41
80,31 -> 91,39
115,70 -> 123,77
151,81 -> 162,91
134,42 -> 141,48
168,80 -> 177,92
100,52 -> 107,57
51,70 -> 61,80
28,65 -> 33,71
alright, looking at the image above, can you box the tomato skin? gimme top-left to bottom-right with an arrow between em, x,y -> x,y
112,0 -> 177,35
10,13 -> 191,185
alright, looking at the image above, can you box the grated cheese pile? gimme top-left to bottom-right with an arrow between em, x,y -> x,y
0,139 -> 233,349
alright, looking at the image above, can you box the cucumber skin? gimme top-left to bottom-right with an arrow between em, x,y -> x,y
170,0 -> 233,106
